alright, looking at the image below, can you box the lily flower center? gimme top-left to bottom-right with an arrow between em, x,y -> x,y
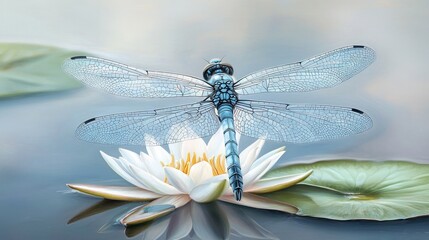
161,152 -> 226,176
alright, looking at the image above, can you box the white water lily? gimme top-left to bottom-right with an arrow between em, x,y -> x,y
68,128 -> 312,226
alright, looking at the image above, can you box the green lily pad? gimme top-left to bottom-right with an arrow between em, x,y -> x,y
0,43 -> 85,98
263,160 -> 429,221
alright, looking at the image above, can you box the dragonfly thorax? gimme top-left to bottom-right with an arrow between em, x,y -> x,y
203,60 -> 234,80
210,73 -> 238,107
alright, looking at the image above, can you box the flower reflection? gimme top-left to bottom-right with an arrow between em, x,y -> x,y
69,200 -> 280,240
67,199 -> 128,224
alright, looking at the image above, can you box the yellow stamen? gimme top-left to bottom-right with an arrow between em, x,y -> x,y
185,161 -> 190,174
192,153 -> 197,165
210,158 -> 217,175
162,151 -> 226,176
181,159 -> 186,173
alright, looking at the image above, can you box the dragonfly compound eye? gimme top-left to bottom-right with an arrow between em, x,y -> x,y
203,63 -> 234,80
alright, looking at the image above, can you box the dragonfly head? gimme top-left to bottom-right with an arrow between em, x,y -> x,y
203,58 -> 234,81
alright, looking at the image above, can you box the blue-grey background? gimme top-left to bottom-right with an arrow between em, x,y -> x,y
1,0 -> 428,239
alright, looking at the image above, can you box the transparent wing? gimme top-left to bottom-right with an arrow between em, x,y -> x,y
76,101 -> 219,145
63,56 -> 213,98
235,46 -> 375,94
234,100 -> 372,143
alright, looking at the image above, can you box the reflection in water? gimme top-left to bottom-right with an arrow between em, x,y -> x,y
68,199 -> 128,224
67,195 -> 429,240
68,200 -> 279,239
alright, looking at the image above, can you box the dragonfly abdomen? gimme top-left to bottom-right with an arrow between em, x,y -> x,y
217,104 -> 243,201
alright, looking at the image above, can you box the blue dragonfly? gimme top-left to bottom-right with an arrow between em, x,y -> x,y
63,45 -> 375,201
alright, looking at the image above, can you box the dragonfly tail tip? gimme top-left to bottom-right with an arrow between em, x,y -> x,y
234,188 -> 243,201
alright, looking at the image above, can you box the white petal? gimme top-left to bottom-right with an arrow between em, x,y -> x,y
190,179 -> 227,203
115,155 -> 163,191
189,161 -> 213,184
121,204 -> 175,227
251,148 -> 285,183
240,148 -> 258,176
140,152 -> 165,181
100,151 -> 146,189
207,127 -> 225,158
220,193 -> 297,214
247,170 -> 313,193
164,167 -> 194,193
146,145 -> 171,164
243,148 -> 286,187
204,174 -> 230,195
239,139 -> 265,174
165,204 -> 192,240
120,195 -> 191,226
251,146 -> 285,170
181,137 -> 207,160
116,156 -> 155,190
118,148 -> 145,170
243,153 -> 276,186
148,194 -> 191,208
67,184 -> 161,201
129,165 -> 182,195
168,142 -> 182,162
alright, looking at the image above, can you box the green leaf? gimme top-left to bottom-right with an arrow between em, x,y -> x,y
263,160 -> 429,221
0,43 -> 84,98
